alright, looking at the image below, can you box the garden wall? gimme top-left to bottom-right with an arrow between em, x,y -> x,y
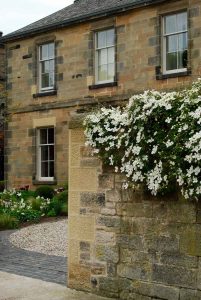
68,117 -> 201,300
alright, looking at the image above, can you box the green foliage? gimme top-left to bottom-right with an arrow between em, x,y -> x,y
10,209 -> 41,223
30,197 -> 42,211
49,198 -> 62,215
47,209 -> 56,217
20,190 -> 35,200
56,191 -> 68,203
0,214 -> 19,230
60,203 -> 68,216
35,185 -> 55,199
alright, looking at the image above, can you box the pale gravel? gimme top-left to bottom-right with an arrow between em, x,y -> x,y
9,219 -> 68,257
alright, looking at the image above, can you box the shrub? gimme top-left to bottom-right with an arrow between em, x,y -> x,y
35,185 -> 55,199
56,191 -> 68,203
47,209 -> 56,217
0,214 -> 19,230
11,209 -> 41,223
49,198 -> 62,216
84,78 -> 201,200
31,197 -> 42,211
60,203 -> 68,216
20,190 -> 35,200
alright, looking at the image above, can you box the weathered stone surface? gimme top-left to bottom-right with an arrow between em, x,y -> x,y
96,231 -> 115,244
180,288 -> 201,300
117,263 -> 151,281
132,281 -> 179,300
101,208 -> 116,216
95,244 -> 119,263
99,174 -> 114,189
198,258 -> 201,290
161,253 -> 198,269
117,202 -> 152,218
96,216 -> 121,229
167,202 -> 196,223
146,235 -> 179,253
80,192 -> 105,208
91,263 -> 106,276
80,241 -> 90,252
106,189 -> 122,203
152,264 -> 197,288
180,224 -> 201,256
117,234 -> 143,250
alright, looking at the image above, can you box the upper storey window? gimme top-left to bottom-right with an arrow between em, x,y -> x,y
163,12 -> 188,74
39,43 -> 55,91
95,28 -> 115,84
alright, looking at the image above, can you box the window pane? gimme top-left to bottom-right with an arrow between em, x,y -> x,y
178,32 -> 187,51
49,60 -> 54,72
41,146 -> 48,161
42,61 -> 50,73
40,44 -> 48,60
49,162 -> 54,177
49,73 -> 54,87
177,12 -> 187,32
108,47 -> 114,63
178,50 -> 188,68
106,29 -> 115,46
167,35 -> 177,53
165,15 -> 177,34
40,129 -> 47,144
41,73 -> 49,88
108,63 -> 115,81
166,52 -> 177,70
48,43 -> 54,58
41,162 -> 48,177
98,64 -> 107,81
97,31 -> 106,48
49,145 -> 54,161
48,128 -> 54,144
98,49 -> 107,65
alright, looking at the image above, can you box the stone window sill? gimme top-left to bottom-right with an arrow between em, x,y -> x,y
88,81 -> 118,90
156,67 -> 191,80
33,90 -> 57,98
32,179 -> 57,185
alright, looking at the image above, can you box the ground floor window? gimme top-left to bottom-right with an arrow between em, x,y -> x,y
37,127 -> 54,181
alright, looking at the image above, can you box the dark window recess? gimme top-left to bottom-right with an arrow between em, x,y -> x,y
89,81 -> 117,90
33,90 -> 57,98
23,54 -> 32,59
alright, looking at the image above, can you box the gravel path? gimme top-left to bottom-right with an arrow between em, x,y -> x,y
9,219 -> 68,257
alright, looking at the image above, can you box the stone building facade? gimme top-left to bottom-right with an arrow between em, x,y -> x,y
1,0 -> 201,189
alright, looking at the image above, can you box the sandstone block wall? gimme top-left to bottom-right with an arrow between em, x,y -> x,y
5,109 -> 70,189
68,125 -> 201,300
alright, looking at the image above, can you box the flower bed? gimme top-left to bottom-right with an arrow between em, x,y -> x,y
0,186 -> 68,230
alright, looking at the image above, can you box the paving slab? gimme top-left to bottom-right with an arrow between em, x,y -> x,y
0,271 -> 115,300
0,229 -> 67,285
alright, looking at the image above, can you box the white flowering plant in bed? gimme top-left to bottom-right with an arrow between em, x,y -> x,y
84,79 -> 201,201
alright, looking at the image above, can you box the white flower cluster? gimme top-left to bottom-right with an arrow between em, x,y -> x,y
84,79 -> 201,200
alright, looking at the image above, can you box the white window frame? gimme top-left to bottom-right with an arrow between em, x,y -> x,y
39,43 -> 55,92
37,127 -> 55,182
95,28 -> 115,84
162,11 -> 188,75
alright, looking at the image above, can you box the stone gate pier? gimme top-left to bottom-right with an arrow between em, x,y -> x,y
68,115 -> 201,300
